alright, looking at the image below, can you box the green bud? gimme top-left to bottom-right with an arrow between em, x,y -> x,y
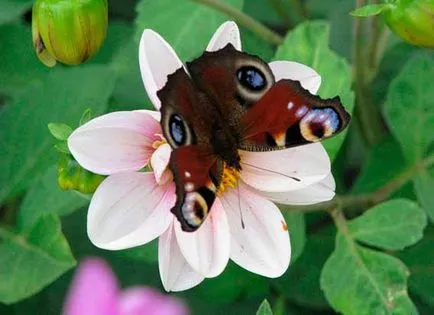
384,0 -> 434,48
58,154 -> 105,194
32,0 -> 108,67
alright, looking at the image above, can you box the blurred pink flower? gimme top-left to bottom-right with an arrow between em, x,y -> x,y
62,257 -> 188,315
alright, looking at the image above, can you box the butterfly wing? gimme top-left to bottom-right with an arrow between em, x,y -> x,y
158,67 -> 224,232
240,79 -> 351,150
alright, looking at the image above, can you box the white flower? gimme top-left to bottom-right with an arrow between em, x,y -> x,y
68,21 -> 335,292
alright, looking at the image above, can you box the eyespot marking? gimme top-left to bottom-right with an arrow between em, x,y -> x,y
184,182 -> 194,192
295,106 -> 308,118
300,108 -> 341,142
169,114 -> 186,146
237,66 -> 266,91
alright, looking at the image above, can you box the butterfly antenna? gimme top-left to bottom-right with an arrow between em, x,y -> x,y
237,184 -> 245,229
242,162 -> 301,182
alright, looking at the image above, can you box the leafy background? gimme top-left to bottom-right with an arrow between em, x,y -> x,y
0,0 -> 433,314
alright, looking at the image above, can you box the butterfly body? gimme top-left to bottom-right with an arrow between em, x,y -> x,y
157,44 -> 350,232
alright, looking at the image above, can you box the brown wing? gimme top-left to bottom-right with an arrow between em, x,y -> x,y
240,79 -> 351,150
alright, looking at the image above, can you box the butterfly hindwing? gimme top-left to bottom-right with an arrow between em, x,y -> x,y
169,145 -> 223,232
240,79 -> 351,150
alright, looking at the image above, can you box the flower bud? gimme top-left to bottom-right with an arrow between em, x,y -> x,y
384,0 -> 434,48
32,0 -> 108,67
58,154 -> 104,194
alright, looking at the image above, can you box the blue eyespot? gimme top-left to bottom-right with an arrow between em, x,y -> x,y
236,66 -> 266,91
169,114 -> 186,145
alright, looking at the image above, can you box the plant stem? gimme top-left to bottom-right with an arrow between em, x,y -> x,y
353,0 -> 386,148
191,0 -> 284,45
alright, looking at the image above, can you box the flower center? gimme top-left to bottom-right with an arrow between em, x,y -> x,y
152,134 -> 167,149
217,163 -> 240,196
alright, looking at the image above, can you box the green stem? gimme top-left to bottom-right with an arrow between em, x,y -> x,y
191,0 -> 284,45
353,0 -> 386,148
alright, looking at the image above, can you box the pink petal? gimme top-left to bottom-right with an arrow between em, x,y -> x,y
174,199 -> 230,278
220,182 -> 291,278
206,21 -> 241,52
139,29 -> 185,110
257,173 -> 336,205
269,61 -> 321,94
159,222 -> 205,292
62,258 -> 119,315
239,143 -> 330,192
68,111 -> 161,175
119,287 -> 188,315
151,143 -> 172,185
87,172 -> 174,250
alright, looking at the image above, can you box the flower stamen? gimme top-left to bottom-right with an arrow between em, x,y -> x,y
217,163 -> 240,196
152,134 -> 167,149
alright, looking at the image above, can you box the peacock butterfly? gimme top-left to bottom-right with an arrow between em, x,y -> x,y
157,44 -> 351,232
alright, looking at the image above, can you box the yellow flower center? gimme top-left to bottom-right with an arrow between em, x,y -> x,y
217,163 -> 240,196
152,134 -> 167,149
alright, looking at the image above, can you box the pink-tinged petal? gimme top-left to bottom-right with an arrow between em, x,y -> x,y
240,143 -> 330,192
68,111 -> 161,175
139,29 -> 184,110
220,183 -> 291,278
134,109 -> 161,122
119,287 -> 188,315
159,222 -> 205,292
256,173 -> 336,205
151,143 -> 172,185
87,172 -> 174,250
206,21 -> 241,52
62,258 -> 119,315
174,199 -> 230,278
269,61 -> 321,94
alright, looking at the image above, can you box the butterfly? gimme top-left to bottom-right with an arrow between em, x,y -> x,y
157,44 -> 351,232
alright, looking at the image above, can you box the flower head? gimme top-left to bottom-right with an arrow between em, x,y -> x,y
32,0 -> 108,67
68,21 -> 335,291
62,257 -> 187,315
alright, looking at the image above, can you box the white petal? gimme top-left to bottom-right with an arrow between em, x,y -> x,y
68,111 -> 160,175
206,21 -> 241,52
174,199 -> 230,278
87,172 -> 174,250
151,143 -> 172,184
257,173 -> 336,205
240,143 -> 330,192
134,109 -> 161,122
159,222 -> 205,292
221,182 -> 290,277
269,61 -> 321,94
139,29 -> 184,110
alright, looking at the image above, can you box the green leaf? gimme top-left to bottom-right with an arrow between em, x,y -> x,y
274,21 -> 355,161
350,4 -> 391,17
0,23 -> 48,95
414,170 -> 434,221
0,214 -> 76,304
398,226 -> 434,306
135,0 -> 244,61
256,299 -> 273,315
17,167 -> 89,231
0,0 -> 33,25
275,230 -> 335,310
321,233 -> 417,315
0,66 -> 115,204
384,53 -> 434,163
352,135 -> 408,194
48,123 -> 73,141
79,108 -> 93,126
349,199 -> 427,250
